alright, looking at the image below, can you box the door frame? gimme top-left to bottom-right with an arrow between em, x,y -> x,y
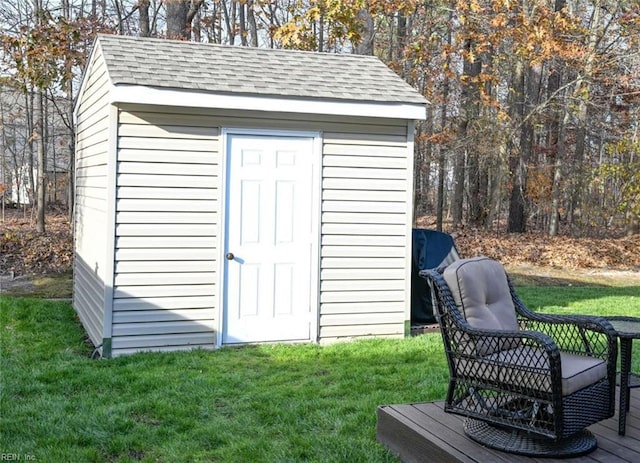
217,128 -> 322,347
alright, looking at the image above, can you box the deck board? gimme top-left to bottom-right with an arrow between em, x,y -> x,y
378,387 -> 640,463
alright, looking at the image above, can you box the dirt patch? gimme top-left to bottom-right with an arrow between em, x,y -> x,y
1,272 -> 72,298
504,264 -> 640,287
1,274 -> 36,294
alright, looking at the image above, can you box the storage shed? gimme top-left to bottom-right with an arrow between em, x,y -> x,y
73,34 -> 427,358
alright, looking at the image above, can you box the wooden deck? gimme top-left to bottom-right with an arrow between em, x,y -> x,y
377,387 -> 640,463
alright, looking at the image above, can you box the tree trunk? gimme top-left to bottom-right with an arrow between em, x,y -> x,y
507,60 -> 527,233
35,89 -> 45,233
436,82 -> 449,232
468,154 -> 489,227
396,13 -> 406,77
413,121 -> 429,221
436,22 -> 453,231
239,2 -> 248,46
139,0 -> 151,37
221,0 -> 234,45
455,37 -> 482,228
569,0 -> 601,234
547,51 -> 564,236
354,9 -> 374,55
67,73 -> 75,220
26,90 -> 35,206
451,138 -> 465,227
318,13 -> 324,52
247,0 -> 258,47
166,0 -> 189,38
165,0 -> 203,39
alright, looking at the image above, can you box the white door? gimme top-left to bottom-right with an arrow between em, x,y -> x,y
223,133 -> 315,344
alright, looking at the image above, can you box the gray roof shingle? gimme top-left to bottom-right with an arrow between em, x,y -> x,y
96,34 -> 426,105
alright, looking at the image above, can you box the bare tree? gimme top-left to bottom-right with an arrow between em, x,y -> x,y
165,0 -> 204,39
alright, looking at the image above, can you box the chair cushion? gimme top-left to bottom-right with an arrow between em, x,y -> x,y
481,347 -> 607,396
443,257 -> 519,355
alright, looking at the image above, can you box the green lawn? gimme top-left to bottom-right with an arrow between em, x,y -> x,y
1,284 -> 639,462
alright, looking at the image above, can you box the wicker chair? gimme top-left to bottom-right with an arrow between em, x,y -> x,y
420,257 -> 617,457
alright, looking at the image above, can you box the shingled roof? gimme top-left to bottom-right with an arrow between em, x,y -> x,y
96,34 -> 426,106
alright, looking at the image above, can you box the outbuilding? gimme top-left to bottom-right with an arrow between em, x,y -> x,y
73,34 -> 427,358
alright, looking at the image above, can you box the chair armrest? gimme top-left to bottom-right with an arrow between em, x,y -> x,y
446,319 -> 562,368
450,327 -> 564,396
511,290 -> 617,362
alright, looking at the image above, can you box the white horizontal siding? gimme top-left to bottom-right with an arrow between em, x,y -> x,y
113,308 -> 215,324
323,144 -> 407,157
320,312 -> 401,326
118,123 -> 218,140
115,261 -> 215,273
322,189 -> 406,202
320,268 -> 405,280
74,195 -> 107,214
118,137 -> 214,151
118,107 -> 407,135
116,248 -> 217,261
76,144 -> 109,166
117,187 -> 218,200
321,224 -> 406,236
111,332 -> 216,356
116,211 -> 217,224
117,161 -> 217,176
117,174 -> 216,188
320,301 -> 405,314
323,155 -> 406,168
115,272 -> 216,286
76,174 -> 108,190
321,246 -> 400,257
320,291 -> 404,303
319,129 -> 410,341
112,343 -> 216,357
319,324 -> 404,340
113,295 -> 215,311
112,109 -> 219,354
323,166 -> 406,180
73,257 -> 105,346
73,45 -> 111,352
116,198 -> 216,212
118,149 -> 220,164
321,258 -> 405,269
321,235 -> 405,246
114,284 -> 216,299
320,280 -> 404,292
116,237 -> 217,249
112,319 -> 216,337
323,132 -> 406,146
322,212 -> 406,225
322,200 -> 405,213
323,178 -> 406,191
105,104 -> 413,353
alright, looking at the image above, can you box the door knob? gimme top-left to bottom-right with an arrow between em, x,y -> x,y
226,252 -> 235,261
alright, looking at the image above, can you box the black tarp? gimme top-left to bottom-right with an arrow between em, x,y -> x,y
411,229 -> 460,324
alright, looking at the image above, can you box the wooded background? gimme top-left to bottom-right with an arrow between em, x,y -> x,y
1,0 -> 638,237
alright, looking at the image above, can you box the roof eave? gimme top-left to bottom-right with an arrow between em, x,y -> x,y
109,84 -> 427,120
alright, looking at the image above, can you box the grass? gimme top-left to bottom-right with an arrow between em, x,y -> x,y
1,283 -> 639,462
517,285 -> 640,317
0,297 -> 447,463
